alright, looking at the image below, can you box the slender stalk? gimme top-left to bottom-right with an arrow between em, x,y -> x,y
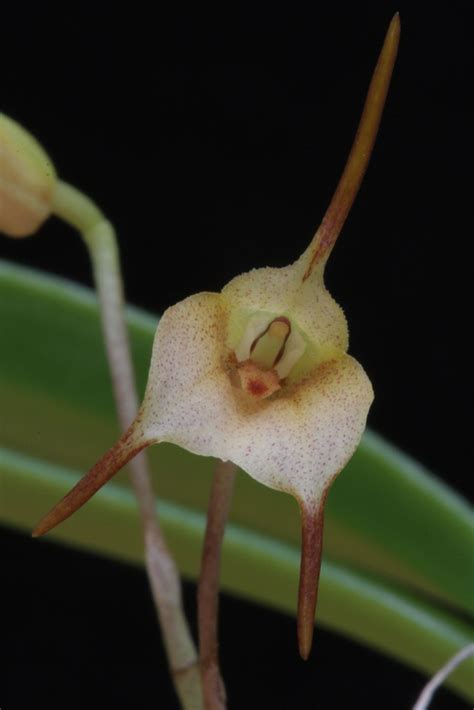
198,461 -> 237,710
51,180 -> 202,709
412,643 -> 474,710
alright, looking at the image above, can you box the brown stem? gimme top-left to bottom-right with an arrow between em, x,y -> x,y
198,460 -> 237,710
302,13 -> 400,279
297,499 -> 326,660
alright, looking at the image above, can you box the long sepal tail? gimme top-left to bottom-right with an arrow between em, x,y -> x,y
32,422 -> 150,537
302,12 -> 401,279
297,500 -> 325,660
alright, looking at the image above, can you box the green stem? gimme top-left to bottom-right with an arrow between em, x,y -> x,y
50,180 -> 202,709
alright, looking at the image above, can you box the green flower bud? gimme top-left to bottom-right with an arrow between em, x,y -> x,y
0,113 -> 56,237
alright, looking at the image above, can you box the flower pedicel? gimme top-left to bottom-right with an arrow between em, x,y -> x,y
33,15 -> 400,659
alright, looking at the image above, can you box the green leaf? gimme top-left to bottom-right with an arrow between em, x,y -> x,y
1,446 -> 473,700
1,259 -> 473,699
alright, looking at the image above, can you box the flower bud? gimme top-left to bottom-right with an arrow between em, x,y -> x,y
0,113 -> 56,237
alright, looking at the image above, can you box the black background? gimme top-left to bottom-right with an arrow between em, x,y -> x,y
1,1 -> 471,708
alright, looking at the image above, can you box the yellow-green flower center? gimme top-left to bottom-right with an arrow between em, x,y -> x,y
229,313 -> 307,399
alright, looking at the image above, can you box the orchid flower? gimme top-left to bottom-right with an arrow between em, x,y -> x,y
33,15 -> 400,659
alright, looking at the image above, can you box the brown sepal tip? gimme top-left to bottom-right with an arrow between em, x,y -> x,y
32,424 -> 149,537
297,501 -> 325,660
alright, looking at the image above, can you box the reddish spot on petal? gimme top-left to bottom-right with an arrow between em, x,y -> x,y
235,360 -> 281,399
246,379 -> 268,397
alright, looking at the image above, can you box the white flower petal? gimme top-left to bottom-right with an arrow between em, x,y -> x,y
33,291 -> 371,537
140,292 -> 373,507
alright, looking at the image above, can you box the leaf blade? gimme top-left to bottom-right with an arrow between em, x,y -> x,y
1,258 -> 473,615
1,445 -> 473,700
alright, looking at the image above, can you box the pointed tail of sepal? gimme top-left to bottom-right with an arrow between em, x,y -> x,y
32,420 -> 150,537
297,500 -> 326,660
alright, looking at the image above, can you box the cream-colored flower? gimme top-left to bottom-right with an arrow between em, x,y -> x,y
33,16 -> 400,658
0,113 -> 56,237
